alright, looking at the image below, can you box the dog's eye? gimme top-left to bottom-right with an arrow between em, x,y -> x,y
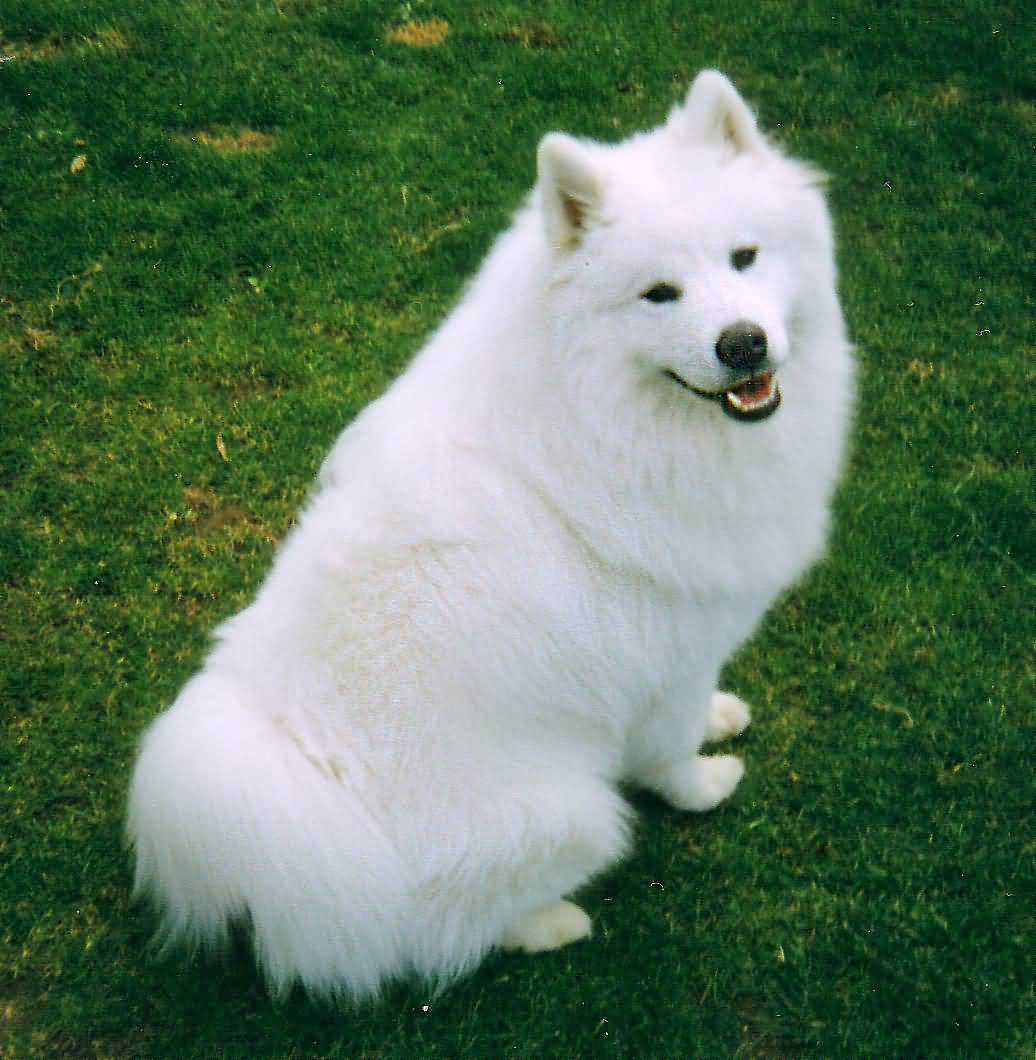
731,246 -> 758,271
641,283 -> 682,304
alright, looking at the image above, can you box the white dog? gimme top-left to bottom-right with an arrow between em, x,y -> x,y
127,70 -> 853,1000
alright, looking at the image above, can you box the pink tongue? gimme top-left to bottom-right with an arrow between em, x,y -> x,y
731,373 -> 772,402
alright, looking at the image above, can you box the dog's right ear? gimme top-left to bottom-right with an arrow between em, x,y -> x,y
537,133 -> 603,249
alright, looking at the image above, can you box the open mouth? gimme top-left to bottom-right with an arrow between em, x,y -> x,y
665,369 -> 782,422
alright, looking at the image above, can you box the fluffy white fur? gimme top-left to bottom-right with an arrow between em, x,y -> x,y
127,70 -> 853,1001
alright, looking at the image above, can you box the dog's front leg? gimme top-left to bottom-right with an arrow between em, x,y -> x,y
625,683 -> 751,812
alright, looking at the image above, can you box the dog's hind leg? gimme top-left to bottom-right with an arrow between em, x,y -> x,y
407,773 -> 630,981
702,691 -> 752,744
500,899 -> 593,953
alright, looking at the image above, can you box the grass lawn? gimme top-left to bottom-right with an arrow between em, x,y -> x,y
2,0 -> 1033,1055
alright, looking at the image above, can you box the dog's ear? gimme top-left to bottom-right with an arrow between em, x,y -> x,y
537,133 -> 604,249
670,70 -> 767,155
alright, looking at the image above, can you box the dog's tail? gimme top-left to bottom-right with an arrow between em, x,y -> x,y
126,671 -> 406,1000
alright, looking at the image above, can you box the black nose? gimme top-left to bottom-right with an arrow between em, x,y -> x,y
715,322 -> 767,372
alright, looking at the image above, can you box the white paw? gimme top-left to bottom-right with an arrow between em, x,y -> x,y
703,691 -> 752,744
658,753 -> 745,813
500,900 -> 592,954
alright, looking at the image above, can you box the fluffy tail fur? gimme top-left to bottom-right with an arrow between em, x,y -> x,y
126,673 -> 407,1000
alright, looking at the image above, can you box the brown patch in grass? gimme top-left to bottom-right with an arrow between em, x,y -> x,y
224,374 -> 276,401
1,29 -> 128,60
1007,97 -> 1036,128
0,327 -> 57,355
182,486 -> 252,537
386,18 -> 449,47
179,128 -> 277,154
91,29 -> 130,51
26,327 -> 57,350
398,210 -> 470,255
499,21 -> 565,50
734,995 -> 799,1059
92,28 -> 130,51
180,487 -> 281,547
932,82 -> 967,109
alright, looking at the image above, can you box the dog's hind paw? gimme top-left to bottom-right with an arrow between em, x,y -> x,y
703,691 -> 752,744
500,900 -> 592,954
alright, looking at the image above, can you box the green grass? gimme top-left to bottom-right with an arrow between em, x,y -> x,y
2,0 -> 1034,1055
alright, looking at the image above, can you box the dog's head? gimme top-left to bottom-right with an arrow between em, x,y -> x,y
536,71 -> 840,426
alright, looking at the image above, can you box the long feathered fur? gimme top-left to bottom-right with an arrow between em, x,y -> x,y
127,70 -> 852,1001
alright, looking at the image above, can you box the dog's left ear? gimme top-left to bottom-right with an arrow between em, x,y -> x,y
669,70 -> 767,155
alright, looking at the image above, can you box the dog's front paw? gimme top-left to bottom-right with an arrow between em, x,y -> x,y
651,753 -> 745,813
704,691 -> 752,744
